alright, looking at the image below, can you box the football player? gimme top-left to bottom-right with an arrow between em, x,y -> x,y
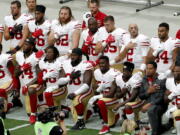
81,17 -> 101,61
48,6 -> 81,56
20,5 -> 51,51
24,0 -> 36,21
57,48 -> 93,130
165,56 -> 180,135
4,0 -> 28,53
146,22 -> 180,79
95,16 -> 127,69
0,43 -> 21,113
14,37 -> 41,124
95,56 -> 121,134
113,62 -> 143,133
82,0 -> 107,29
111,24 -> 150,71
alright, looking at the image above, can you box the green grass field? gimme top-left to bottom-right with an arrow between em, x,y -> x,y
4,119 -> 120,135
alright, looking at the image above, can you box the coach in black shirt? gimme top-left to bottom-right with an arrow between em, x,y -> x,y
139,61 -> 168,135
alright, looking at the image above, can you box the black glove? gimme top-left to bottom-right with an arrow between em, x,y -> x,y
6,46 -> 21,54
67,93 -> 76,100
70,70 -> 81,80
14,24 -> 23,32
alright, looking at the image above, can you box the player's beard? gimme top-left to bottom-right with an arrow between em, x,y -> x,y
59,17 -> 71,24
71,59 -> 81,67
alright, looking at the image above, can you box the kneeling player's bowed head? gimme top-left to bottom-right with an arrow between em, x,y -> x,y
71,48 -> 83,67
44,46 -> 59,62
122,62 -> 134,80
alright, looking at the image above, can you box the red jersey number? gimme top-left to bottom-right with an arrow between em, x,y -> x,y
37,36 -> 45,46
56,34 -> 68,46
42,69 -> 56,83
104,42 -> 117,53
127,49 -> 134,62
0,65 -> 5,79
9,27 -> 23,40
156,51 -> 168,64
70,77 -> 81,85
88,44 -> 98,56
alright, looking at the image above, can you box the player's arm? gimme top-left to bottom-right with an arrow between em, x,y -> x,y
110,42 -> 136,64
74,69 -> 93,95
4,26 -> 12,40
17,24 -> 30,48
0,27 -> 3,43
71,29 -> 81,49
95,41 -> 104,54
47,30 -> 56,46
170,47 -> 180,70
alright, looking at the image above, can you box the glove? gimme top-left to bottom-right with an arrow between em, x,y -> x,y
158,69 -> 171,80
70,70 -> 81,80
32,29 -> 43,38
22,85 -> 28,95
67,93 -> 76,100
9,24 -> 23,37
21,63 -> 31,71
82,44 -> 89,54
85,35 -> 94,46
102,34 -> 115,47
106,34 -> 115,44
14,24 -> 23,32
176,29 -> 180,39
35,50 -> 44,59
6,46 -> 21,54
54,28 -> 66,39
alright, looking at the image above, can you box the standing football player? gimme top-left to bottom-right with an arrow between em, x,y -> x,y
4,0 -> 28,53
48,6 -> 81,57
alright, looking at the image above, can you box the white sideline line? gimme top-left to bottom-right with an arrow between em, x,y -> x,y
9,124 -> 30,131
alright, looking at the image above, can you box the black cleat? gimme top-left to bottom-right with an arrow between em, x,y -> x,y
71,119 -> 85,130
12,98 -> 23,107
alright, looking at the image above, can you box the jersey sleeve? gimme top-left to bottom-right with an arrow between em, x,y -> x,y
128,72 -> 142,88
140,35 -> 150,56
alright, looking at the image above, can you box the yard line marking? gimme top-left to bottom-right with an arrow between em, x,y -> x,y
9,124 -> 31,131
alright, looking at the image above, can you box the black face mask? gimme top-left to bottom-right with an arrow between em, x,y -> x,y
71,59 -> 81,67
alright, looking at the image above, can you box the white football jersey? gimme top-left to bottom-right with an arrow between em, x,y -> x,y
94,68 -> 120,91
51,19 -> 81,55
166,77 -> 180,106
81,29 -> 101,61
23,10 -> 35,23
0,24 -> 4,32
28,20 -> 51,50
39,58 -> 62,88
62,60 -> 93,94
115,72 -> 142,100
150,37 -> 176,73
16,51 -> 38,85
122,33 -> 150,68
4,14 -> 28,48
0,53 -> 13,85
98,27 -> 126,61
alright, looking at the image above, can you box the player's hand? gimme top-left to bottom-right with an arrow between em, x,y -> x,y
126,42 -> 137,50
67,93 -> 76,100
147,84 -> 160,94
32,29 -> 43,38
35,50 -> 44,59
21,63 -> 32,71
14,24 -> 23,32
106,34 -> 115,44
141,103 -> 152,113
22,85 -> 28,95
152,47 -> 164,57
70,70 -> 81,80
6,46 -> 21,54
